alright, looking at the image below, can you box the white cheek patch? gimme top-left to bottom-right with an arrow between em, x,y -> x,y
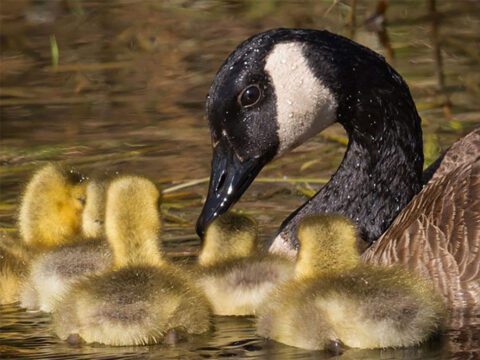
265,42 -> 338,155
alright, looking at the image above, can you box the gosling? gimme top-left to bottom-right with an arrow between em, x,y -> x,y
18,163 -> 87,249
0,163 -> 87,305
197,212 -> 293,316
256,214 -> 444,352
20,180 -> 111,312
81,179 -> 107,238
53,176 -> 211,346
0,243 -> 29,305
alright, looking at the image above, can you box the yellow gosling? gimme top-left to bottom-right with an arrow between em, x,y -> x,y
105,177 -> 164,268
20,242 -> 112,312
256,214 -> 445,352
18,163 -> 87,249
198,212 -> 257,266
197,212 -> 294,316
81,180 -> 107,239
0,243 -> 29,305
53,176 -> 211,346
1,164 -> 88,305
19,178 -> 110,312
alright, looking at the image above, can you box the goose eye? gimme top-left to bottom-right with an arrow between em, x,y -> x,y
238,84 -> 261,108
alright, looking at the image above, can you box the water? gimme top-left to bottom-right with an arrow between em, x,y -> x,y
1,0 -> 479,358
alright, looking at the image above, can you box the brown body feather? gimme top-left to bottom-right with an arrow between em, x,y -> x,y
363,129 -> 480,308
429,128 -> 480,182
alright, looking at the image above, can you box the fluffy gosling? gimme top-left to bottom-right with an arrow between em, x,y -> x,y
256,214 -> 444,352
53,176 -> 211,346
0,243 -> 29,305
81,180 -> 107,238
18,163 -> 88,249
1,164 -> 87,305
19,178 -> 110,312
197,212 -> 293,316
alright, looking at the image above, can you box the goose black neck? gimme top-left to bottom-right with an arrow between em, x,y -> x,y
335,90 -> 424,242
278,52 -> 424,245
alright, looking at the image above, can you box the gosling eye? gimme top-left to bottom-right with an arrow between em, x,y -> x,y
77,196 -> 86,206
238,84 -> 262,108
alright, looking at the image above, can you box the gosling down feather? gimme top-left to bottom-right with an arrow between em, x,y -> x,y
0,243 -> 29,305
53,176 -> 211,346
19,178 -> 111,312
197,212 -> 293,316
18,163 -> 87,249
256,215 -> 445,351
1,163 -> 88,305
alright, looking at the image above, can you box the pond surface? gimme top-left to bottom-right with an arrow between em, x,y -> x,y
1,0 -> 479,359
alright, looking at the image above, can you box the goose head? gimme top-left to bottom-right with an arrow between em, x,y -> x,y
197,28 -> 423,246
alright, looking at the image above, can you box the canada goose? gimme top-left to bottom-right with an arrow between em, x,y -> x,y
197,212 -> 293,316
195,28 -> 479,308
53,176 -> 211,346
256,214 -> 444,351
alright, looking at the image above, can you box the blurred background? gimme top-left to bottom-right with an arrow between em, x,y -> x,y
0,1 -> 479,359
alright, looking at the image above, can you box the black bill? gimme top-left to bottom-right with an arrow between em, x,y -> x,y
196,140 -> 267,237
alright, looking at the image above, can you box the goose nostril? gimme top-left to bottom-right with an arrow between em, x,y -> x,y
216,172 -> 227,192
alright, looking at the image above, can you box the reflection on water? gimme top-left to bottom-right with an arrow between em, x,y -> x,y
1,0 -> 479,359
2,303 -> 478,360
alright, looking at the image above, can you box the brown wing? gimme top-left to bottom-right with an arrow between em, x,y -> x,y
362,157 -> 480,308
430,127 -> 480,182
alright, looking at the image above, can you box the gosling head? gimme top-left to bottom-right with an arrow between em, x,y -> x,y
105,176 -> 162,268
18,163 -> 87,248
199,212 -> 258,266
295,214 -> 359,279
81,180 -> 107,239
